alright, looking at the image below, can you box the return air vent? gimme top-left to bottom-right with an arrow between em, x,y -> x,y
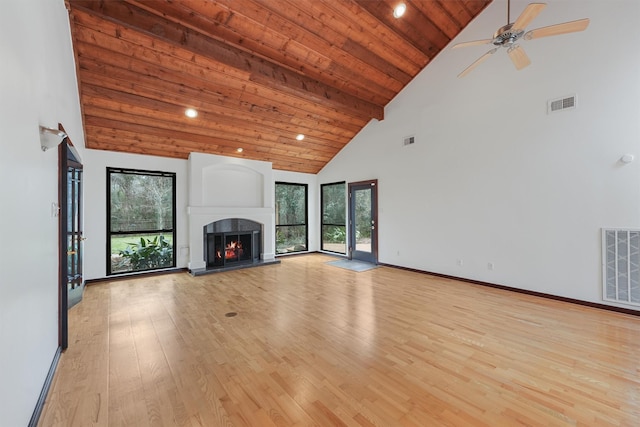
547,95 -> 576,114
403,135 -> 415,146
602,229 -> 640,306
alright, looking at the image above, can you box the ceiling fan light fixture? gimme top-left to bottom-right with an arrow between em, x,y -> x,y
453,1 -> 589,77
185,108 -> 198,118
393,3 -> 406,18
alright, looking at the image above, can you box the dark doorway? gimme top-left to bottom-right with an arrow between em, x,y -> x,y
59,138 -> 83,350
348,180 -> 378,264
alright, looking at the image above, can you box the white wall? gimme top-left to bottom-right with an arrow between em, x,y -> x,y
83,150 -> 189,280
0,0 -> 85,425
319,0 -> 640,310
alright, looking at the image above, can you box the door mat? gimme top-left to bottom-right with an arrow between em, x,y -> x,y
326,259 -> 379,272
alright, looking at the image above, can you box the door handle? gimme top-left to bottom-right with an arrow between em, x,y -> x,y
67,250 -> 77,255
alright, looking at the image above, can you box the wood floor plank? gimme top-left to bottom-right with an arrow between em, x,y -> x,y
38,284 -> 110,427
39,254 -> 640,426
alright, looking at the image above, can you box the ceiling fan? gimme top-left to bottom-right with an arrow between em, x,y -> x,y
453,1 -> 589,78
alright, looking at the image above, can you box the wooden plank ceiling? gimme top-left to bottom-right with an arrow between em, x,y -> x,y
67,0 -> 491,173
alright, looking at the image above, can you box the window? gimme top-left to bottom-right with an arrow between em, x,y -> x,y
275,182 -> 308,254
321,182 -> 346,254
107,168 -> 176,275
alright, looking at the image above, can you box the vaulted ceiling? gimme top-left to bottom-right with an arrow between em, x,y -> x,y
67,0 -> 491,173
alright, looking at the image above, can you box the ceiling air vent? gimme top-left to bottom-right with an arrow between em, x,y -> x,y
548,94 -> 576,114
403,135 -> 415,146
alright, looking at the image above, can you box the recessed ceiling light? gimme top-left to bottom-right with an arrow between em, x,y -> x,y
393,3 -> 406,18
236,147 -> 244,153
185,108 -> 198,118
296,134 -> 305,141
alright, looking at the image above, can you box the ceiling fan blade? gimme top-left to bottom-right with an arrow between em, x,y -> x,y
507,44 -> 531,70
512,3 -> 547,31
458,48 -> 498,78
524,18 -> 590,40
452,39 -> 493,49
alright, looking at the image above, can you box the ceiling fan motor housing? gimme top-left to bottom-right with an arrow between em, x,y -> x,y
492,23 -> 525,47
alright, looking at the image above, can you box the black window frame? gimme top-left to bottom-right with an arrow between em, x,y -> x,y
321,181 -> 347,254
275,181 -> 308,255
106,167 -> 177,275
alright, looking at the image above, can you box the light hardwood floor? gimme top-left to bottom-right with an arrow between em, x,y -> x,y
39,254 -> 640,426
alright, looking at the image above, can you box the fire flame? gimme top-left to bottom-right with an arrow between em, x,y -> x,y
216,240 -> 243,260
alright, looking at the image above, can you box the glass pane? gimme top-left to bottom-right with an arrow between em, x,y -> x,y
275,182 -> 307,255
221,233 -> 253,263
321,183 -> 346,253
67,235 -> 75,276
354,189 -> 372,253
66,164 -> 83,292
110,173 -> 174,232
276,225 -> 307,254
322,183 -> 346,225
322,225 -> 346,254
275,184 -> 306,226
110,233 -> 174,274
73,171 -> 80,232
108,168 -> 175,275
67,169 -> 74,232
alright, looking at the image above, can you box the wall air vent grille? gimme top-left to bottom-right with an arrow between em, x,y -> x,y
548,95 -> 576,114
403,135 -> 415,146
602,229 -> 640,306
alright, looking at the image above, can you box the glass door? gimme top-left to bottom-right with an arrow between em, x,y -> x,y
59,142 -> 83,349
348,180 -> 378,263
66,161 -> 83,307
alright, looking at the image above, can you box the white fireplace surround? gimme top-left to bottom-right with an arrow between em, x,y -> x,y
187,153 -> 275,270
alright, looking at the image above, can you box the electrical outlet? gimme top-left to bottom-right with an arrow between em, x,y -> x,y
488,262 -> 494,270
457,259 -> 463,266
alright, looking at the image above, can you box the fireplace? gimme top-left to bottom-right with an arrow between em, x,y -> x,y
187,152 -> 277,273
204,219 -> 261,269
